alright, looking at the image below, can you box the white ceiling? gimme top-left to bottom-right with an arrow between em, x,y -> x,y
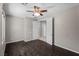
3,3 -> 79,19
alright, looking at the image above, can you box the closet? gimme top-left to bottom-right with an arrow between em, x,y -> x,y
0,3 -> 6,56
32,18 -> 53,45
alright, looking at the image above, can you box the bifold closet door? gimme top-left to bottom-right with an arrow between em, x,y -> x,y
32,21 -> 41,40
40,21 -> 47,41
0,3 -> 5,56
46,18 -> 53,45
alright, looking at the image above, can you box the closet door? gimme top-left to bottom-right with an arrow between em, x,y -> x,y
2,10 -> 6,55
33,21 -> 40,40
40,21 -> 47,41
0,3 -> 5,56
46,18 -> 53,45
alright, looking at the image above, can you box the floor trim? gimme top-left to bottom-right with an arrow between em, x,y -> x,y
55,43 -> 79,54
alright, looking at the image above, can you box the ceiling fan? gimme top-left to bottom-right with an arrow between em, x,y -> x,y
27,6 -> 47,16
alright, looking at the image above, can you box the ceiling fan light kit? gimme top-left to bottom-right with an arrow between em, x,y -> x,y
33,12 -> 40,16
27,5 -> 47,17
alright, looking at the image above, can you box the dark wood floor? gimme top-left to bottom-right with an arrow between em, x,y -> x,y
4,40 -> 79,56
52,46 -> 79,56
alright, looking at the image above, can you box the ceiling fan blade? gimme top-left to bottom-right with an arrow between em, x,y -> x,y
40,10 -> 47,12
34,6 -> 40,9
27,10 -> 33,12
40,13 -> 43,16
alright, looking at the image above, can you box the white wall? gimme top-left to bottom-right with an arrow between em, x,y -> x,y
55,6 -> 79,53
6,15 -> 33,43
24,17 -> 33,42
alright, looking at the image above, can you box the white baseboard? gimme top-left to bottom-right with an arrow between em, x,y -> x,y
6,39 -> 33,44
6,40 -> 24,44
55,43 -> 79,54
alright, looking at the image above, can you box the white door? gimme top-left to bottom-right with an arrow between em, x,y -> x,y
40,21 -> 47,41
46,18 -> 53,45
2,10 -> 6,55
0,3 -> 5,56
32,21 -> 40,40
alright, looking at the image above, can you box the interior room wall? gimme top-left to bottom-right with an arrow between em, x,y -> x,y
55,6 -> 79,53
24,17 -> 33,42
6,15 -> 33,43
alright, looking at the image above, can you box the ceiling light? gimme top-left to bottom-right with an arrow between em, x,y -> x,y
33,12 -> 40,16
